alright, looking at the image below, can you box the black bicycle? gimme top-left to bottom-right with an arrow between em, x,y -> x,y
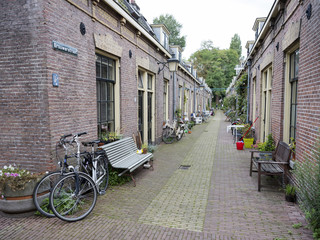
33,133 -> 78,217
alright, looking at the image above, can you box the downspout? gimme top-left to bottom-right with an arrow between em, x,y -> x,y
193,81 -> 196,113
246,59 -> 252,123
173,72 -> 176,120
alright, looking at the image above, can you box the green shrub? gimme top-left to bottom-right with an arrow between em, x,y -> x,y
108,166 -> 131,186
285,184 -> 296,196
293,136 -> 320,239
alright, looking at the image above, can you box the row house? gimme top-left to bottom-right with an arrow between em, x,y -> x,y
0,0 -> 212,172
237,0 -> 319,163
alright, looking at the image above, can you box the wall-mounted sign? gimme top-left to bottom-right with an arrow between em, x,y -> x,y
52,73 -> 59,87
52,41 -> 78,56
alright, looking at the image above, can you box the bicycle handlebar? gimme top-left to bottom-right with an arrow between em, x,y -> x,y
75,132 -> 87,137
62,133 -> 72,139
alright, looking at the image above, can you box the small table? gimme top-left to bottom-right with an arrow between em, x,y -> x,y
227,125 -> 244,133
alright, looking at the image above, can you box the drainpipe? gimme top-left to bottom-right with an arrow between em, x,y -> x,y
173,72 -> 176,120
246,59 -> 252,123
193,81 -> 196,113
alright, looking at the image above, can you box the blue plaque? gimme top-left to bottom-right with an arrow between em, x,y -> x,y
52,73 -> 59,87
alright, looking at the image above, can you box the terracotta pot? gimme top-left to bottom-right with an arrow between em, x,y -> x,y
142,148 -> 148,154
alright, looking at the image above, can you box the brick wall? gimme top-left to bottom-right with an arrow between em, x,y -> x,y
248,0 -> 320,163
296,0 -> 320,161
0,0 -> 201,171
0,0 -> 50,172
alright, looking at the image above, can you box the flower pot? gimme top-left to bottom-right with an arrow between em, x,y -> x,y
285,194 -> 296,203
243,138 -> 254,148
188,130 -> 192,134
0,180 -> 37,214
142,148 -> 148,154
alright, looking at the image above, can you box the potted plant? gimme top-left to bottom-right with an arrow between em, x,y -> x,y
175,108 -> 182,119
289,137 -> 296,160
99,131 -> 123,146
188,121 -> 194,130
147,144 -> 157,153
258,134 -> 276,160
0,164 -> 42,214
242,123 -> 254,148
285,184 -> 296,202
141,143 -> 148,154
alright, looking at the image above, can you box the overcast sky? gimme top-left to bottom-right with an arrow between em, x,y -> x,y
136,0 -> 275,59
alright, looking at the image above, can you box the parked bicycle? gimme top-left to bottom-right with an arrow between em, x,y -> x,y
201,111 -> 210,123
34,132 -> 109,221
162,119 -> 185,144
33,133 -> 80,218
48,132 -> 98,222
81,140 -> 109,195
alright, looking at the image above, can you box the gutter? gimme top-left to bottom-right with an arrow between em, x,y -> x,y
103,0 -> 200,84
244,0 -> 279,65
104,0 -> 170,57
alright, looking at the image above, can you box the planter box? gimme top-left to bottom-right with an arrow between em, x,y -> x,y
259,152 -> 273,161
243,138 -> 254,148
0,180 -> 37,214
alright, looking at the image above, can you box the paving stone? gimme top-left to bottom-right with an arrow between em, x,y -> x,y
0,111 -> 314,239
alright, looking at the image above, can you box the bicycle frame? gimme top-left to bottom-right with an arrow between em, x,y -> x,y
163,119 -> 184,138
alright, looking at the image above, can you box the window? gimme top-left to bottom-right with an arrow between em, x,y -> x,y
184,89 -> 189,116
147,74 -> 152,90
138,69 -> 155,144
190,91 -> 194,113
252,77 -> 256,122
178,86 -> 182,109
163,80 -> 168,121
96,54 -> 115,137
260,66 -> 272,142
289,49 -> 299,140
163,32 -> 168,49
138,71 -> 143,88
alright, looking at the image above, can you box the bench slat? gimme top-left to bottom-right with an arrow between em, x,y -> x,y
100,137 -> 153,178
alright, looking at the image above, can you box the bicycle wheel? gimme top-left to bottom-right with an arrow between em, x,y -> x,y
96,154 -> 109,194
50,172 -> 97,222
162,127 -> 174,144
176,127 -> 182,141
33,171 -> 68,217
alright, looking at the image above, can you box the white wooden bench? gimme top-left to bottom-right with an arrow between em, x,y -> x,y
101,137 -> 153,186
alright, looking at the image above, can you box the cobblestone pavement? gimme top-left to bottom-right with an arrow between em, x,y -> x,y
0,111 -> 314,239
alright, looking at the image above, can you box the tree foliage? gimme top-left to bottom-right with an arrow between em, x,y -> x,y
229,33 -> 242,58
189,38 -> 240,97
153,14 -> 186,48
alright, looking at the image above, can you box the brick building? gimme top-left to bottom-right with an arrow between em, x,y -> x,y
0,0 -> 212,172
235,0 -> 319,163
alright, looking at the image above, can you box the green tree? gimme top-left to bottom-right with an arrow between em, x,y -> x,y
229,33 -> 242,58
189,39 -> 240,97
153,14 -> 186,48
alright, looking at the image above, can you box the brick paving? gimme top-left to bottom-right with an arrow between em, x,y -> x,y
0,111 -> 314,239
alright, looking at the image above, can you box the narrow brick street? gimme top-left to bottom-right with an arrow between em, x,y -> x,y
0,111 -> 314,239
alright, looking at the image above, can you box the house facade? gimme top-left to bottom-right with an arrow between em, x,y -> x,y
0,0 -> 212,172
238,0 -> 319,163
